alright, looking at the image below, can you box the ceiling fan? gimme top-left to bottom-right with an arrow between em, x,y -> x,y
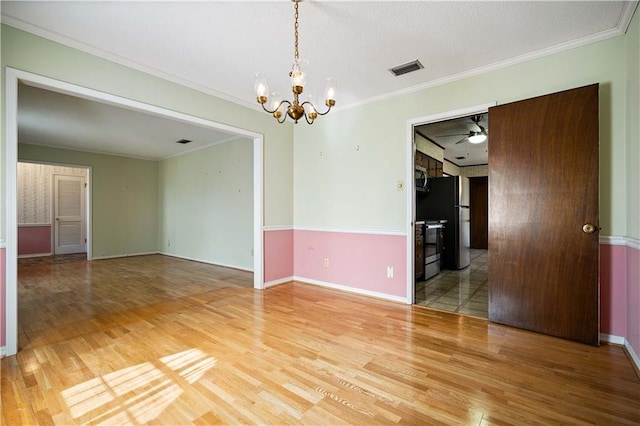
436,114 -> 488,144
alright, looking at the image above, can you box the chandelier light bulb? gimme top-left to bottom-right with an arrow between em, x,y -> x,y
324,78 -> 337,105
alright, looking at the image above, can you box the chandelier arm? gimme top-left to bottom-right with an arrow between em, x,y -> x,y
300,100 -> 333,117
303,112 -> 315,125
276,111 -> 288,124
260,99 -> 288,115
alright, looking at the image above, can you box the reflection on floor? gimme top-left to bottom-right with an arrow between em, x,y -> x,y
415,249 -> 488,318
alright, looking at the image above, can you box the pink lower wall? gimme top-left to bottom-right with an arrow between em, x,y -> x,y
627,245 -> 640,355
264,230 -> 294,284
293,230 -> 407,298
18,225 -> 51,255
1,248 -> 5,347
600,244 -> 628,337
0,237 -> 635,352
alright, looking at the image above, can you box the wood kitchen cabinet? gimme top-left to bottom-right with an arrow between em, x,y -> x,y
415,151 -> 443,178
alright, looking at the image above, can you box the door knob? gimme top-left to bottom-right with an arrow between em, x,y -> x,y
582,223 -> 597,234
55,217 -> 60,222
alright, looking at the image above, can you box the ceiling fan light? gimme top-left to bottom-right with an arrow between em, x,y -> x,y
468,132 -> 487,144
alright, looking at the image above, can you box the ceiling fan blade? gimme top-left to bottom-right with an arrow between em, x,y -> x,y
435,133 -> 468,137
454,137 -> 468,144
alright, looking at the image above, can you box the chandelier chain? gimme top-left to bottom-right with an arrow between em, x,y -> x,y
294,0 -> 299,62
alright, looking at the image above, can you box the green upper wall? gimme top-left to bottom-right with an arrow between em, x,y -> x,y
1,24 -> 295,240
626,8 -> 640,240
294,29 -> 631,237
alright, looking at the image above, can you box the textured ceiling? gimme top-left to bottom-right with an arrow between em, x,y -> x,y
3,1 -> 637,161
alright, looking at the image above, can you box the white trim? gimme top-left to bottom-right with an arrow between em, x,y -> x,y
600,333 -> 625,345
19,139 -> 161,162
264,277 -> 294,288
159,135 -> 244,161
91,252 -> 159,261
625,339 -> 640,373
0,346 -> 6,358
2,1 -> 636,117
0,16 -> 260,114
599,236 -> 627,246
0,239 -> 5,249
338,3 -> 637,113
4,68 -> 265,357
17,223 -> 51,227
598,235 -> 640,250
624,236 -> 640,251
5,68 -> 19,357
293,226 -> 406,236
263,225 -> 294,232
158,252 -> 253,273
293,276 -> 408,304
405,102 -> 497,305
18,253 -> 53,259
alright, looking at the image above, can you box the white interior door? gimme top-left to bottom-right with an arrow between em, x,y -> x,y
54,175 -> 86,254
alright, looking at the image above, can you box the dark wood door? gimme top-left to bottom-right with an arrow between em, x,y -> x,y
469,176 -> 488,249
488,84 -> 599,346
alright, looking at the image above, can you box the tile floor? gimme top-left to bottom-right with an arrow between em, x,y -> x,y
415,249 -> 488,318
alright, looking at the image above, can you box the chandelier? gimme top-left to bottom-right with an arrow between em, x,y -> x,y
254,0 -> 336,124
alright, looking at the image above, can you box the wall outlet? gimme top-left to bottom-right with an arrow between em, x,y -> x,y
387,266 -> 394,278
167,240 -> 171,247
323,258 -> 329,268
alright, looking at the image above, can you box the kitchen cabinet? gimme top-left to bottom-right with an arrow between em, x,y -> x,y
416,151 -> 443,178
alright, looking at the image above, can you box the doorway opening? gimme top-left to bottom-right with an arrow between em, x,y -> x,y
405,103 -> 494,318
4,68 -> 265,357
18,162 -> 91,262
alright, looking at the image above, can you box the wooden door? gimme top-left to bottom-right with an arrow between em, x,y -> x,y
469,176 -> 488,249
54,175 -> 86,255
488,84 -> 599,345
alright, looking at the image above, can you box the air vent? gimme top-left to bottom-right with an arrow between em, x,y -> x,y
176,139 -> 192,144
455,156 -> 466,160
389,60 -> 423,76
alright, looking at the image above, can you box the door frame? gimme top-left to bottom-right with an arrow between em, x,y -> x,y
53,173 -> 87,255
4,67 -> 265,356
405,102 -> 495,304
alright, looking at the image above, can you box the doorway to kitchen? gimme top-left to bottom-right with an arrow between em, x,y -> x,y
407,103 -> 494,318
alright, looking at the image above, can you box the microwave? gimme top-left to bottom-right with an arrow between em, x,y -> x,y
415,166 -> 427,191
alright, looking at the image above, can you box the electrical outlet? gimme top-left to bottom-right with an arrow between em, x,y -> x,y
387,266 -> 394,278
323,258 -> 329,268
168,240 -> 171,247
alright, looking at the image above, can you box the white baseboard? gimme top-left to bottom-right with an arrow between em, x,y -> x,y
91,251 -> 158,261
17,252 -> 53,259
600,333 -> 625,345
625,339 -> 640,373
292,276 -> 408,304
264,277 -> 294,288
158,252 -> 253,272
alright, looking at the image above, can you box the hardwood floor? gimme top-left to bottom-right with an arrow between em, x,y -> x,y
2,255 -> 639,425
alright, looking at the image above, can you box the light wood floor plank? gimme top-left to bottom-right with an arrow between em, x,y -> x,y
2,254 -> 639,425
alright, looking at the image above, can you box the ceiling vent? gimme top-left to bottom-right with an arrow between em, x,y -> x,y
176,139 -> 192,144
389,60 -> 423,76
455,156 -> 466,160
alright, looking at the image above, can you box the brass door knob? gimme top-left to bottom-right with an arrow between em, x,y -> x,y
582,223 -> 597,234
